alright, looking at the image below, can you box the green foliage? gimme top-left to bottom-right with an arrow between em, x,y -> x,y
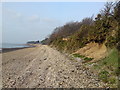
93,64 -> 101,69
98,70 -> 117,85
47,2 -> 119,87
117,25 -> 120,51
98,70 -> 109,83
51,38 -> 67,51
40,38 -> 49,45
92,48 -> 118,86
102,48 -> 118,68
48,2 -> 119,54
72,54 -> 85,58
106,36 -> 117,48
62,25 -> 93,52
84,57 -> 93,62
114,68 -> 119,76
73,53 -> 93,62
114,1 -> 120,24
109,77 -> 116,84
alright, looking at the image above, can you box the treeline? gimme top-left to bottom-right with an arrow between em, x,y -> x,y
43,17 -> 93,45
41,2 -> 120,52
27,40 -> 40,44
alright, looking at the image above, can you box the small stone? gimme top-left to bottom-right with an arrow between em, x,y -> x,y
64,77 -> 67,79
44,58 -> 47,60
71,70 -> 74,72
13,59 -> 15,60
59,82 -> 63,85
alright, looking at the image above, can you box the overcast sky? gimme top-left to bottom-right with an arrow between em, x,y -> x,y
1,2 -> 106,44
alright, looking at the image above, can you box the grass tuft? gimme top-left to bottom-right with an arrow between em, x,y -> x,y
72,53 -> 85,58
72,53 -> 93,62
98,70 -> 109,83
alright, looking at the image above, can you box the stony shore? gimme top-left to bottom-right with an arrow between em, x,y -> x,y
2,45 -> 106,88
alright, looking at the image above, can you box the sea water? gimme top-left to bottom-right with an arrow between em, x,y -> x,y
0,43 -> 30,48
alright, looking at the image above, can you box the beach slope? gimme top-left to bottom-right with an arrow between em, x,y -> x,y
2,45 -> 105,88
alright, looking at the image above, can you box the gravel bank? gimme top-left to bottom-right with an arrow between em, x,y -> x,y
2,45 -> 106,88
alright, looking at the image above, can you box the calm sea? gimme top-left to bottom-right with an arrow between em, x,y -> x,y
0,43 -> 30,49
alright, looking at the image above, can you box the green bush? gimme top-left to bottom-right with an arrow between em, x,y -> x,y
106,36 -> 117,48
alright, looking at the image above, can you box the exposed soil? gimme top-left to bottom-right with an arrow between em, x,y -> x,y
74,42 -> 107,62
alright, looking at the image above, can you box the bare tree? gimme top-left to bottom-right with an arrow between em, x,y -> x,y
100,2 -> 115,17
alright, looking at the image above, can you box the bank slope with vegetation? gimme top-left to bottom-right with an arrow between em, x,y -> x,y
41,2 -> 120,87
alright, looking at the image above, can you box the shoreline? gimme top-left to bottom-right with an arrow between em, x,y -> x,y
1,44 -> 37,53
1,47 -> 30,53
